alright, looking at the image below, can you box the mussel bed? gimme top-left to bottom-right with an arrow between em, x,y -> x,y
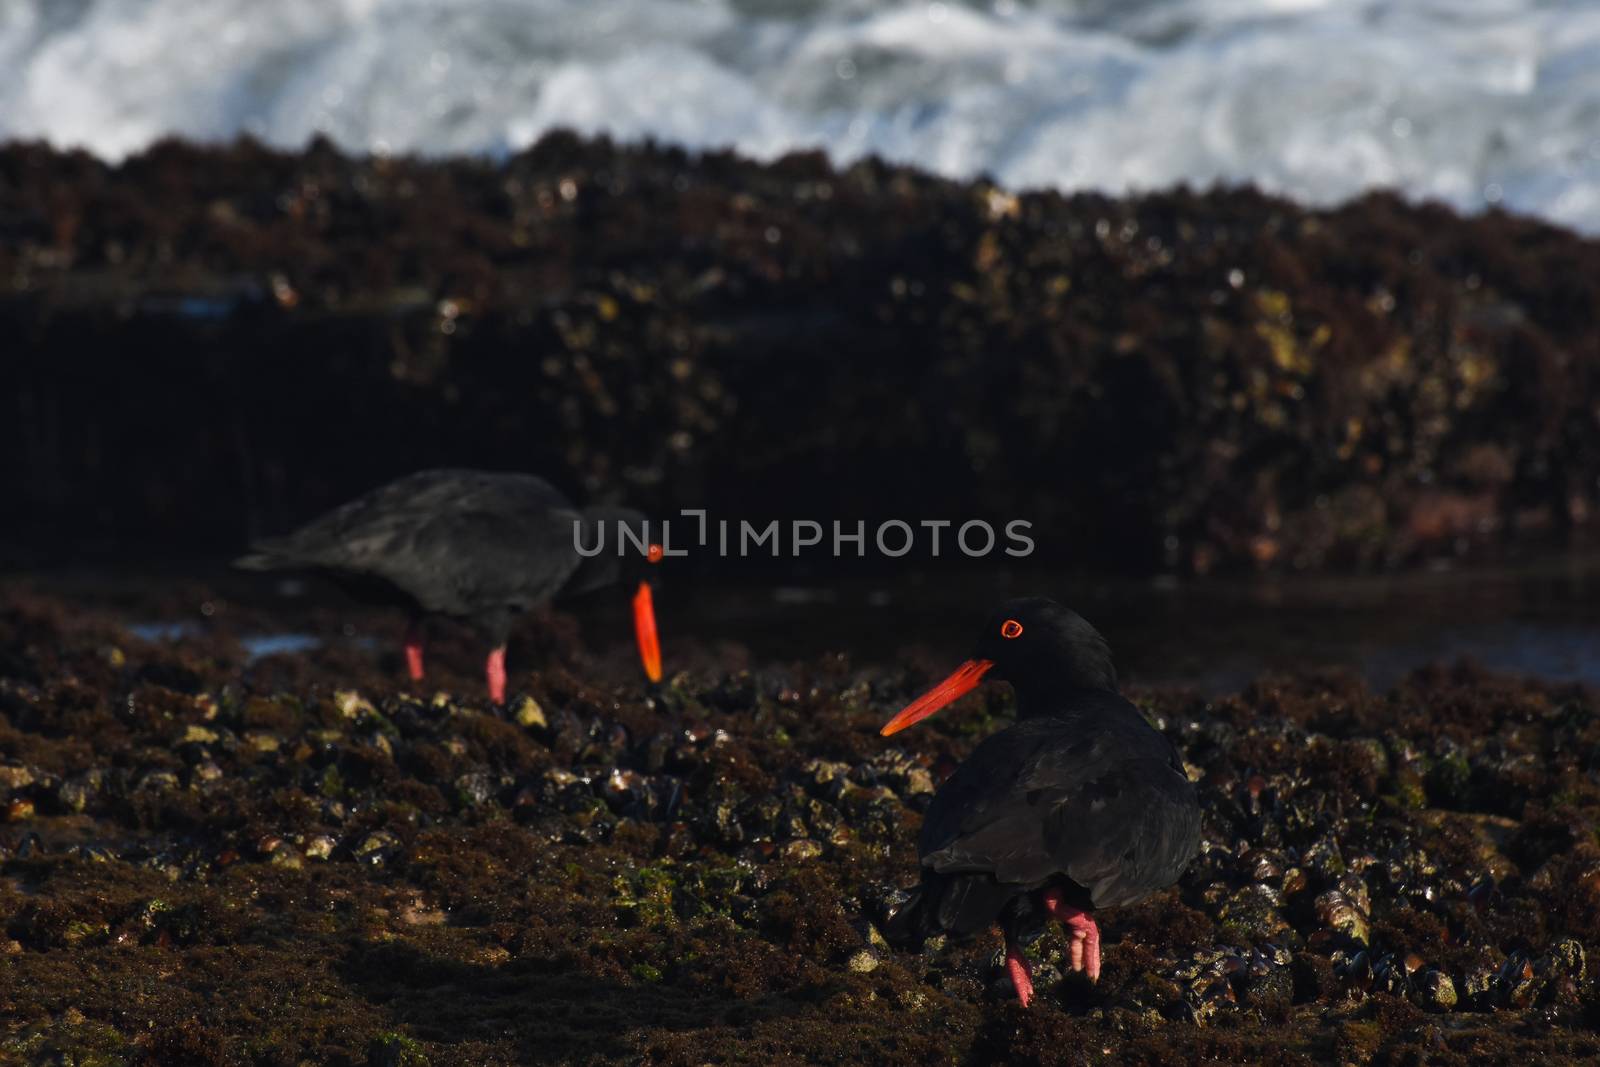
2,588 -> 1600,1065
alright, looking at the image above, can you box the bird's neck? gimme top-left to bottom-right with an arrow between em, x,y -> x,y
1011,677 -> 1117,719
1006,649 -> 1118,717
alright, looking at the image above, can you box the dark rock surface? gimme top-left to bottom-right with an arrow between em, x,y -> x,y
3,134 -> 1599,573
3,588 -> 1600,1064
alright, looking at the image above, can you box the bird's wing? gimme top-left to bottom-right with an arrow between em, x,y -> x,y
920,715 -> 1200,908
372,505 -> 587,616
279,470 -> 570,554
262,470 -> 584,614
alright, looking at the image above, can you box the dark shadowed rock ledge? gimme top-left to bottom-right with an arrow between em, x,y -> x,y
2,133 -> 1598,573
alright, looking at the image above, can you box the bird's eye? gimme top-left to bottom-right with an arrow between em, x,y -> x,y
647,543 -> 665,564
1001,619 -> 1023,639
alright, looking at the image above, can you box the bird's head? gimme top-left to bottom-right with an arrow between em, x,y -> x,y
879,597 -> 1116,736
630,544 -> 665,683
570,506 -> 668,682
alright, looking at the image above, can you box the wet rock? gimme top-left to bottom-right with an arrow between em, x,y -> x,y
1300,839 -> 1346,881
181,724 -> 219,744
858,750 -> 936,800
355,831 -> 402,867
1237,963 -> 1293,1013
604,768 -> 677,821
1389,769 -> 1428,810
539,768 -> 598,814
368,1033 -> 430,1067
1184,839 -> 1235,891
704,672 -> 759,713
1346,738 -> 1390,781
1425,742 -> 1471,807
875,886 -> 915,934
1461,954 -> 1498,1008
54,774 -> 98,814
1467,875 -> 1503,912
512,696 -> 547,729
246,732 -> 282,753
1291,952 -> 1337,1002
1177,972 -> 1238,1027
454,772 -> 497,808
800,759 -> 854,802
700,798 -> 746,846
335,690 -> 377,720
780,839 -> 822,862
0,764 -> 36,791
1412,968 -> 1457,1012
846,948 -> 881,974
1540,938 -> 1586,983
1120,971 -> 1185,1016
62,921 -> 110,947
136,770 -> 181,793
800,796 -> 841,839
849,917 -> 890,952
1218,884 -> 1291,943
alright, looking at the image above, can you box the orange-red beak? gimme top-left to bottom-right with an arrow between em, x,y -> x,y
879,659 -> 994,736
633,581 -> 662,682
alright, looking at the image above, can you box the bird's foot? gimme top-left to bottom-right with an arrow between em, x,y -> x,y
486,646 -> 507,704
404,624 -> 425,682
1042,888 -> 1101,982
1004,940 -> 1035,1007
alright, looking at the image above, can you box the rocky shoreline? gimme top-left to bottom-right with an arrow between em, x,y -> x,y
3,135 -> 1600,574
2,588 -> 1599,1064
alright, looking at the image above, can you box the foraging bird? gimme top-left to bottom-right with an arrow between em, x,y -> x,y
880,597 -> 1200,1006
235,469 -> 664,702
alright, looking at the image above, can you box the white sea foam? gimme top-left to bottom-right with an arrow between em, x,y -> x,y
3,0 -> 1599,231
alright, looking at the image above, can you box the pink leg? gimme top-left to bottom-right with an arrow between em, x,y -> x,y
486,646 -> 507,704
1004,940 -> 1035,1008
1042,888 -> 1102,982
404,624 -> 425,682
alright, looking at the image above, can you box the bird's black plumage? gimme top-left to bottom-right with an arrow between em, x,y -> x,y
884,598 -> 1201,990
237,469 -> 646,637
235,469 -> 658,695
909,692 -> 1199,931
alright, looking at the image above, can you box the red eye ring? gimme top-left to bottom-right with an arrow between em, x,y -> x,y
647,543 -> 665,564
1000,619 -> 1023,639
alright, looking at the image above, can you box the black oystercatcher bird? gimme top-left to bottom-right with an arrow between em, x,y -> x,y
880,597 -> 1200,1006
235,469 -> 664,702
